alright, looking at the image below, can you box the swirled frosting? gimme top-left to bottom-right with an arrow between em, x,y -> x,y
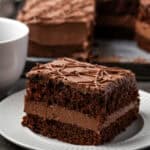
18,0 -> 95,24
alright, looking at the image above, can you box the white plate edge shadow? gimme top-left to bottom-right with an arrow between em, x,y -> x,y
0,90 -> 150,150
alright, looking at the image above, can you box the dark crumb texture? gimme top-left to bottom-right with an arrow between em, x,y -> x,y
28,41 -> 87,58
95,0 -> 139,37
97,0 -> 139,16
26,58 -> 138,117
26,78 -> 138,117
22,107 -> 139,145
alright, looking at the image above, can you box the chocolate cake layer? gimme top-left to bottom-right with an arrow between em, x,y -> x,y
22,106 -> 139,145
96,0 -> 139,29
26,78 -> 138,117
96,15 -> 136,29
29,41 -> 88,58
26,58 -> 138,117
18,0 -> 95,57
136,0 -> 150,52
97,0 -> 139,16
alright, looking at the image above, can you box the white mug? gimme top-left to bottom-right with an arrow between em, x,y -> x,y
0,17 -> 29,97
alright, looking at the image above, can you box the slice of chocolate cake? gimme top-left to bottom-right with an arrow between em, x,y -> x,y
95,0 -> 139,38
136,0 -> 150,52
22,58 -> 140,145
17,0 -> 95,57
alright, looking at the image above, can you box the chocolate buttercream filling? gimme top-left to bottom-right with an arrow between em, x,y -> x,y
24,101 -> 138,134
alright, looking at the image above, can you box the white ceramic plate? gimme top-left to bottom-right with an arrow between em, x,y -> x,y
0,90 -> 150,150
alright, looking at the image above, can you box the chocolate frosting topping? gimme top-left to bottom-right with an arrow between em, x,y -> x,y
18,0 -> 95,24
27,58 -> 136,94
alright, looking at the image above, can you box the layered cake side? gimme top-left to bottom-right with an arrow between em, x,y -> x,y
22,58 -> 140,145
95,0 -> 139,38
136,0 -> 150,52
97,0 -> 139,28
17,0 -> 95,57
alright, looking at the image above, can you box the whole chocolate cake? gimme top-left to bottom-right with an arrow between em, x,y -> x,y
136,0 -> 150,52
17,0 -> 95,57
22,58 -> 140,145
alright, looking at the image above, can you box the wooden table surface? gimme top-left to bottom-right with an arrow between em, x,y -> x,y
0,79 -> 150,150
